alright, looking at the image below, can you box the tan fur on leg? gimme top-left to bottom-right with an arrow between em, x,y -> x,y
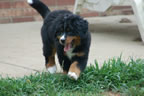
68,61 -> 81,80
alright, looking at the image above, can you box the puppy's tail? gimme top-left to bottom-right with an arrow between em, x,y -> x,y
27,0 -> 50,19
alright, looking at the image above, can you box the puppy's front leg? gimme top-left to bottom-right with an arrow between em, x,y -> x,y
68,61 -> 80,80
68,59 -> 87,80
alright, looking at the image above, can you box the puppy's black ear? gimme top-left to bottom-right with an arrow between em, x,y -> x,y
81,19 -> 88,34
75,18 -> 88,38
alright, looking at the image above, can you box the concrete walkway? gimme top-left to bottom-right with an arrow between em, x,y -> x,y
0,15 -> 144,77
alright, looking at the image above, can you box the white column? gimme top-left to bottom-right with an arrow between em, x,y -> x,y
131,0 -> 144,42
73,0 -> 84,14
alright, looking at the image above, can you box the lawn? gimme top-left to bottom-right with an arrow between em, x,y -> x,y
0,57 -> 144,96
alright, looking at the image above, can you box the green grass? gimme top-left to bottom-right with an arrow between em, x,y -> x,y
0,57 -> 144,96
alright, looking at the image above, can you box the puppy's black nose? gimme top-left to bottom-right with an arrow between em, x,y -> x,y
60,33 -> 66,45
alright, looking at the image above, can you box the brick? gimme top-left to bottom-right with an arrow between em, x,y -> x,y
122,10 -> 134,15
65,6 -> 74,11
0,9 -> 11,17
112,6 -> 132,10
0,0 -> 11,2
57,0 -> 75,6
81,12 -> 99,17
11,1 -> 30,8
0,0 -> 135,24
34,16 -> 42,21
0,8 -> 38,17
0,1 -> 11,9
51,6 -> 73,11
12,16 -> 35,23
22,8 -> 39,16
42,0 -> 74,6
0,18 -> 11,23
42,0 -> 56,6
11,0 -> 25,1
98,12 -> 107,16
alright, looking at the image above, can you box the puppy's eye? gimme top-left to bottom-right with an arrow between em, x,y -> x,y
56,30 -> 63,36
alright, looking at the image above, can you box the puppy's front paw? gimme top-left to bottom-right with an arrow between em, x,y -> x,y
46,65 -> 57,74
68,72 -> 79,80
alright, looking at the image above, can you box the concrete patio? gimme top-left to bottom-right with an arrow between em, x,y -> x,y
0,15 -> 144,78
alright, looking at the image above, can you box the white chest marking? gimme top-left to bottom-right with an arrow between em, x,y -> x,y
66,48 -> 75,60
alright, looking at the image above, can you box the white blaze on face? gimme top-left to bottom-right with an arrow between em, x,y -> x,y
59,33 -> 66,45
60,33 -> 66,41
60,34 -> 75,59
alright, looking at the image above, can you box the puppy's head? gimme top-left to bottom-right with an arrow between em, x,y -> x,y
55,14 -> 88,52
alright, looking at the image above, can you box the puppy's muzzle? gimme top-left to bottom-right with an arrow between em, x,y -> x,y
60,34 -> 66,45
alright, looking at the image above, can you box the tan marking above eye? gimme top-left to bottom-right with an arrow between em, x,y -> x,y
57,36 -> 61,39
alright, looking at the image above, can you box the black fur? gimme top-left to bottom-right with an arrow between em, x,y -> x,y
28,0 -> 91,76
29,0 -> 49,18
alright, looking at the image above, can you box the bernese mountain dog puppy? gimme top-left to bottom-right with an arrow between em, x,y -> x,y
27,0 -> 91,80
